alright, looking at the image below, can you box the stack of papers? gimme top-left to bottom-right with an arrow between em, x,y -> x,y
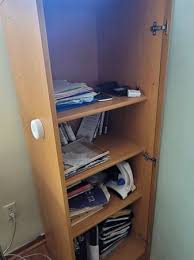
99,209 -> 133,258
54,80 -> 97,112
62,138 -> 110,179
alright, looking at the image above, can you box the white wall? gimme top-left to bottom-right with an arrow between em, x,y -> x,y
0,20 -> 43,251
151,0 -> 194,259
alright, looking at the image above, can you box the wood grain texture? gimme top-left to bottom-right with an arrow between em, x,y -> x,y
71,190 -> 142,238
105,233 -> 146,260
105,0 -> 168,245
1,0 -> 171,259
65,135 -> 144,187
57,96 -> 147,123
1,1 -> 74,259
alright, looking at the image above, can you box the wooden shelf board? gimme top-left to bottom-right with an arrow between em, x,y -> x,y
105,233 -> 146,260
65,135 -> 144,187
71,190 -> 142,238
57,96 -> 147,123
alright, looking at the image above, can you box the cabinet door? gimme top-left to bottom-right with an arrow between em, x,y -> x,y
1,1 -> 74,259
126,0 -> 173,255
108,0 -> 172,253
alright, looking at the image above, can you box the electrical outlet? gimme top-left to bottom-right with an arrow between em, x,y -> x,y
3,202 -> 16,221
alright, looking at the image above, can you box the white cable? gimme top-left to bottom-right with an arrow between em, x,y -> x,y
6,253 -> 26,259
3,214 -> 17,255
2,213 -> 52,260
5,253 -> 53,260
24,253 -> 53,260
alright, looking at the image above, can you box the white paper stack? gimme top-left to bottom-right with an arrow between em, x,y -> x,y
99,209 -> 133,258
54,80 -> 97,112
62,138 -> 110,179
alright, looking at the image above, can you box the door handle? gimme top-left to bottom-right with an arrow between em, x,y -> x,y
30,119 -> 45,140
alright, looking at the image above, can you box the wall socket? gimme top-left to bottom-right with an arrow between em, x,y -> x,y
3,202 -> 16,221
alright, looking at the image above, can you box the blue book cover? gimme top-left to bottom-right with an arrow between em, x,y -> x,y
69,185 -> 109,210
56,100 -> 96,112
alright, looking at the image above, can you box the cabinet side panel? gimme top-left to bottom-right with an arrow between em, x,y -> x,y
1,1 -> 74,259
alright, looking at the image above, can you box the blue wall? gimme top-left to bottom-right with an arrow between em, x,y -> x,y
151,1 -> 194,259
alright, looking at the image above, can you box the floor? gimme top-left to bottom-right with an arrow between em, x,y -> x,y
8,238 -> 50,260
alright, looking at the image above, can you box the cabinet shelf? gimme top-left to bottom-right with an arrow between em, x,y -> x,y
57,96 -> 147,123
105,233 -> 146,260
71,190 -> 142,238
65,135 -> 144,187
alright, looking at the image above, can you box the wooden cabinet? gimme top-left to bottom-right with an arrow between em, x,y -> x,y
1,0 -> 172,259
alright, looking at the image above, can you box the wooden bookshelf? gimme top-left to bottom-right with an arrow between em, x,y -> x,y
105,233 -> 146,260
4,0 -> 171,258
57,96 -> 147,123
65,135 -> 144,187
71,190 -> 142,238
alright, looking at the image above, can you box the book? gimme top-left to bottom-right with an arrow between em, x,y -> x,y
54,80 -> 94,98
62,138 -> 110,177
100,232 -> 129,246
63,122 -> 76,142
60,123 -> 70,142
103,111 -> 109,135
99,112 -> 105,136
69,185 -> 110,211
100,225 -> 131,239
65,155 -> 110,179
67,182 -> 93,199
54,80 -> 97,112
98,208 -> 133,256
93,115 -> 102,139
70,205 -> 103,218
101,221 -> 132,233
71,207 -> 103,226
100,236 -> 127,258
59,125 -> 68,145
77,114 -> 101,142
110,208 -> 132,218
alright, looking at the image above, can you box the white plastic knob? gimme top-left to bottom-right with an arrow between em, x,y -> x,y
30,119 -> 45,140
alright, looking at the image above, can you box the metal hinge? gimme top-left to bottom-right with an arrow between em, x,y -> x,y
150,21 -> 168,36
143,152 -> 157,164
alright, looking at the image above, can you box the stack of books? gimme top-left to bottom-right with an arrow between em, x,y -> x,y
99,209 -> 133,258
68,183 -> 110,225
54,80 -> 97,112
77,112 -> 109,142
59,122 -> 76,145
62,138 -> 110,179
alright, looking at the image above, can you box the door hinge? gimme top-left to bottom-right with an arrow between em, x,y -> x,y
150,21 -> 168,36
143,152 -> 157,164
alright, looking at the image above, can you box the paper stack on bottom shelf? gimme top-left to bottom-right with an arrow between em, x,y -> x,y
74,208 -> 134,260
99,209 -> 133,258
